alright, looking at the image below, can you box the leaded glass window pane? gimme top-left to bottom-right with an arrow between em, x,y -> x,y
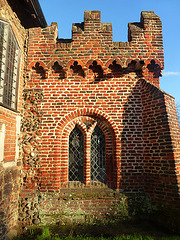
69,126 -> 84,181
0,20 -> 19,109
0,20 -> 8,103
91,126 -> 106,183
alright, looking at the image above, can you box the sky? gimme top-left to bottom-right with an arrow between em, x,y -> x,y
39,0 -> 180,105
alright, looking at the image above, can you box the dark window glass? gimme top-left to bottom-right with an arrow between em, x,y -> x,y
69,126 -> 84,181
0,20 -> 19,109
91,126 -> 106,183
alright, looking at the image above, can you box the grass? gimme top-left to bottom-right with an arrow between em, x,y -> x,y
15,228 -> 180,240
14,219 -> 180,240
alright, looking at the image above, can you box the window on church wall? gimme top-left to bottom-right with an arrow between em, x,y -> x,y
68,126 -> 84,182
91,126 -> 106,183
0,19 -> 20,109
68,124 -> 107,183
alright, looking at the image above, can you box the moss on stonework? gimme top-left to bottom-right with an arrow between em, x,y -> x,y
18,191 -> 180,235
37,192 -> 130,226
40,189 -> 126,200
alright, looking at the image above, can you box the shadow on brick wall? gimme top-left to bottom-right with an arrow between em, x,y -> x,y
120,79 -> 144,194
121,79 -> 180,211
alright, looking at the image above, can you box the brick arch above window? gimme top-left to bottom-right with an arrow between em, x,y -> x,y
56,108 -> 118,138
62,118 -> 87,138
59,114 -> 115,188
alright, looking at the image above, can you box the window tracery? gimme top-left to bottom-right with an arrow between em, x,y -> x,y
67,117 -> 112,185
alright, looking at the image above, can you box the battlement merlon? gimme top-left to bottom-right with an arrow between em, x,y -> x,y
84,10 -> 101,22
128,11 -> 163,42
40,11 -> 162,42
141,11 -> 162,29
72,11 -> 112,34
128,11 -> 164,68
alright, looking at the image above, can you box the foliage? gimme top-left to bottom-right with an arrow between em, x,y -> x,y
14,226 -> 180,240
61,236 -> 154,240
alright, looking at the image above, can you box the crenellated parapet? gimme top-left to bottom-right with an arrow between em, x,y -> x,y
27,11 -> 164,87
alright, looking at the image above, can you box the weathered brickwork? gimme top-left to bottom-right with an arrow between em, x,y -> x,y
141,80 -> 180,206
0,167 -> 20,237
38,189 -> 129,225
0,0 -> 26,238
23,11 -> 164,193
0,2 -> 180,237
18,9 -> 179,226
0,108 -> 18,163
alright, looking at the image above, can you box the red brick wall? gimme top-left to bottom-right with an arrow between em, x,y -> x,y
0,108 -> 18,163
141,80 -> 180,207
0,3 -> 177,231
19,10 -> 179,226
38,189 -> 129,225
22,11 -> 166,192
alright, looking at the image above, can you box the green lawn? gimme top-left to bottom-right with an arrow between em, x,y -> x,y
15,229 -> 180,240
15,225 -> 180,240
14,217 -> 180,240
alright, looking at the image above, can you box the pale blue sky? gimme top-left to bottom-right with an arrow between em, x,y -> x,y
39,0 -> 180,104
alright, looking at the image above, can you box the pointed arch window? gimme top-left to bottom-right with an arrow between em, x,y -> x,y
67,119 -> 110,185
68,126 -> 84,181
91,126 -> 106,183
